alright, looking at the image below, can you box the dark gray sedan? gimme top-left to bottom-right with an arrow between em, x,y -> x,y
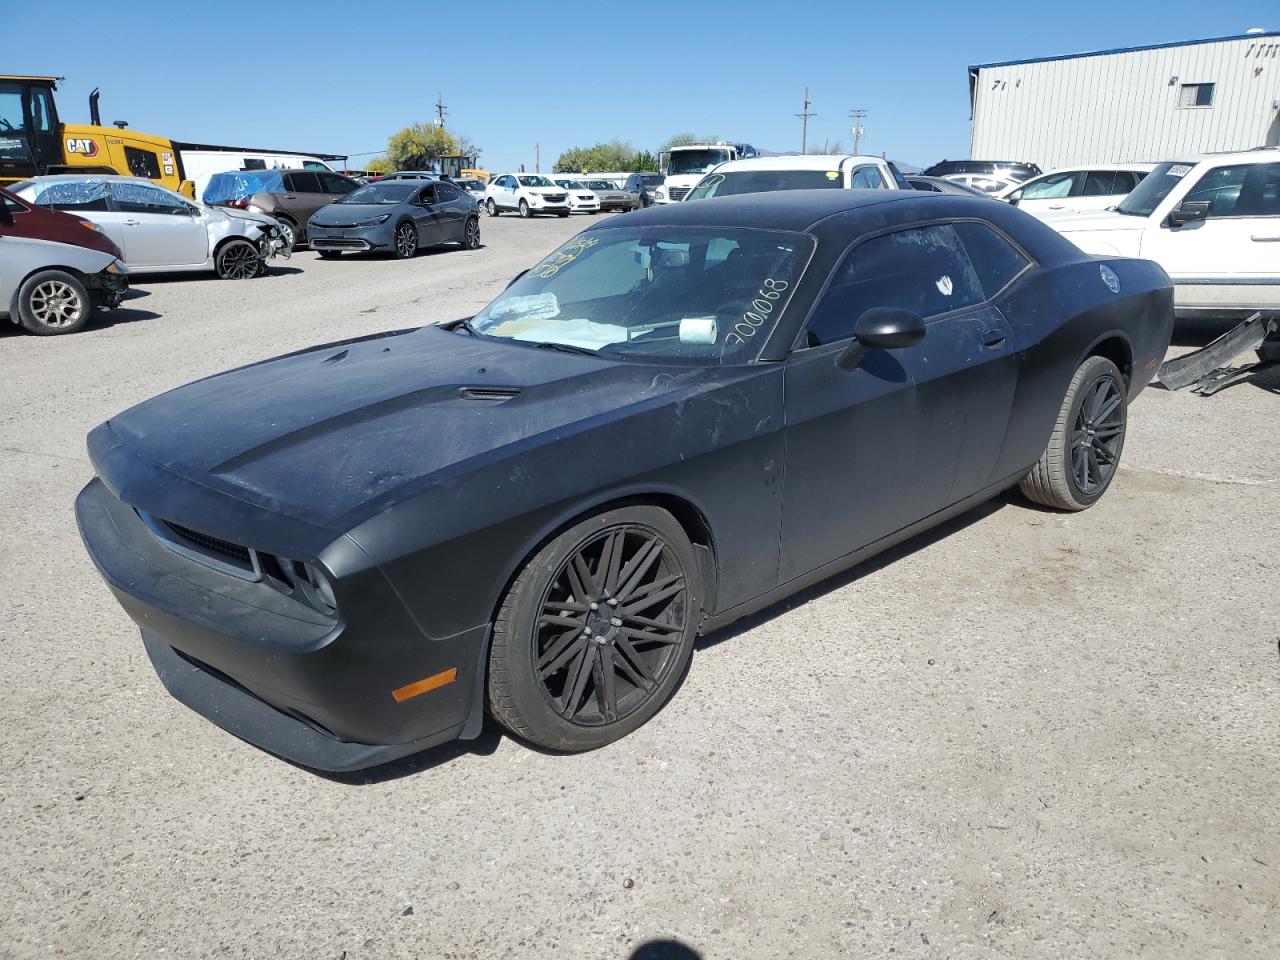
308,180 -> 480,259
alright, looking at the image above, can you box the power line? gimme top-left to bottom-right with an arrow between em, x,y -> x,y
795,87 -> 816,154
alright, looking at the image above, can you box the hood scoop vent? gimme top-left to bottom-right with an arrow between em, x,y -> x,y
460,386 -> 521,402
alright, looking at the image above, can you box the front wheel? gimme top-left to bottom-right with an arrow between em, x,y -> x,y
487,198 -> 499,217
393,221 -> 417,259
1020,355 -> 1127,511
518,199 -> 531,218
17,270 -> 91,335
488,506 -> 701,752
557,211 -> 570,218
462,217 -> 481,249
215,239 -> 262,280
274,218 -> 297,251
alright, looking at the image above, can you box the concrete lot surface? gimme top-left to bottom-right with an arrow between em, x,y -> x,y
1,214 -> 1277,959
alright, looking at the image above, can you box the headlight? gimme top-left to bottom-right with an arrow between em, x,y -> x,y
353,214 -> 391,226
106,259 -> 127,275
654,189 -> 666,199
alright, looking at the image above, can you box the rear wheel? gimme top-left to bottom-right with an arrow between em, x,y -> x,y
462,216 -> 481,249
518,199 -> 531,218
17,270 -> 91,335
215,239 -> 261,280
393,221 -> 417,259
274,217 -> 297,251
1020,355 -> 1127,511
487,198 -> 499,217
488,506 -> 701,752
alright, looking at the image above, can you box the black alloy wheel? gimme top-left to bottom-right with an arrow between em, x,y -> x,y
488,506 -> 700,751
1021,355 -> 1127,511
393,221 -> 417,259
463,217 -> 481,249
215,240 -> 261,280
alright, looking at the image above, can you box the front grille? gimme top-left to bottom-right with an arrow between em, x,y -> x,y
668,186 -> 690,201
310,238 -> 370,250
544,193 -> 567,202
164,520 -> 252,567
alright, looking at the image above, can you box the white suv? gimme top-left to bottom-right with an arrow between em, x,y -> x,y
1047,150 -> 1280,319
996,164 -> 1155,219
685,154 -> 904,200
484,174 -> 571,218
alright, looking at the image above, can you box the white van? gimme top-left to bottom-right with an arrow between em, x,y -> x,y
175,144 -> 341,203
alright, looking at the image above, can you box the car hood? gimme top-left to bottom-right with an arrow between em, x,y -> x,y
99,325 -> 742,532
212,206 -> 278,227
309,203 -> 398,224
1044,210 -> 1147,233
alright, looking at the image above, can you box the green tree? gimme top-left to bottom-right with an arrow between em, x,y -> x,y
659,133 -> 721,153
386,123 -> 458,170
554,139 -> 649,173
632,150 -> 659,172
365,156 -> 395,174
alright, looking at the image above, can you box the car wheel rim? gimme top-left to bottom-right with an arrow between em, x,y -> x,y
1071,375 -> 1124,497
534,525 -> 688,727
465,220 -> 479,248
221,244 -> 259,279
279,222 -> 294,247
30,280 -> 84,327
397,225 -> 415,257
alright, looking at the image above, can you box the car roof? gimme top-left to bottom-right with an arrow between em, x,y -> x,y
1033,163 -> 1158,175
20,173 -> 161,184
708,155 -> 887,173
591,189 -> 919,232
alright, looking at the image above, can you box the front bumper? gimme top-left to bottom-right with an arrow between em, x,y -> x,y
87,269 -> 129,309
307,221 -> 394,253
76,476 -> 488,771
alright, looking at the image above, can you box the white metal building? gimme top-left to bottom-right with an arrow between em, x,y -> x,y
969,31 -> 1280,169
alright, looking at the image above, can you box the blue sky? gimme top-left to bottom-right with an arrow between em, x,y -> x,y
4,2 -> 1274,172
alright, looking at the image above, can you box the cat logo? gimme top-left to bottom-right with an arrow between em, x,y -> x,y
66,137 -> 100,158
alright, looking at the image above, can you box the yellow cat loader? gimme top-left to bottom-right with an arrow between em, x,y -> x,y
0,75 -> 194,197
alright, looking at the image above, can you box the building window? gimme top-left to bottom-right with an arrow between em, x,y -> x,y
1179,82 -> 1214,108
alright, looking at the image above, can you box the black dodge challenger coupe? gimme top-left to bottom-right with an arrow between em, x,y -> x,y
77,191 -> 1173,771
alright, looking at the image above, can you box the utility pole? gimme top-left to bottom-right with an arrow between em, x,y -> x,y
535,143 -> 541,173
849,109 -> 868,154
795,88 -> 816,154
434,93 -> 447,128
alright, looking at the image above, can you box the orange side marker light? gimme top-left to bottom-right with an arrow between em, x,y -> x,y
392,667 -> 458,703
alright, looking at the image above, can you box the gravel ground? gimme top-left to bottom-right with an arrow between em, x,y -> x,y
2,213 -> 1277,959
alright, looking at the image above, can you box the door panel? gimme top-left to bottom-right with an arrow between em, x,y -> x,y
108,181 -> 208,267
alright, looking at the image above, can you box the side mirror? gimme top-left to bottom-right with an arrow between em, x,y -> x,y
836,308 -> 926,371
1168,200 -> 1210,227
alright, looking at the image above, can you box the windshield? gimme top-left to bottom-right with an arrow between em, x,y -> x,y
203,170 -> 285,205
585,180 -> 615,190
1116,161 -> 1195,217
341,182 -> 417,204
689,169 -> 844,200
518,175 -> 554,187
469,227 -> 813,364
666,149 -> 731,176
641,175 -> 664,186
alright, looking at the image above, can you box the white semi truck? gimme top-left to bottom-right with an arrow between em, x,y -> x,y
655,142 -> 758,203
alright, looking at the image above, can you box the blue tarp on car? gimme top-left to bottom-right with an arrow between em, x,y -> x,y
203,171 -> 285,205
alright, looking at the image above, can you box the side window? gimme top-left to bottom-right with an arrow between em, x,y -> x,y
320,172 -> 356,194
242,158 -> 267,170
805,224 -> 985,345
436,182 -> 460,201
850,167 -> 883,189
124,147 -> 162,180
1082,171 -> 1120,196
1188,162 -> 1280,218
29,86 -> 55,132
32,180 -> 111,212
111,181 -> 189,215
952,221 -> 1032,297
288,172 -> 323,193
1112,171 -> 1141,194
2,193 -> 25,214
1021,171 -> 1076,200
418,186 -> 438,205
302,161 -> 328,171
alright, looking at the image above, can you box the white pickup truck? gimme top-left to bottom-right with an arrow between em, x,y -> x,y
1046,149 -> 1280,319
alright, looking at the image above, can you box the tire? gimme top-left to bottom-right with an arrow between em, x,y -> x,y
215,239 -> 261,280
518,199 -> 531,218
557,211 -> 570,218
462,216 -> 481,250
488,505 -> 702,752
1020,355 -> 1127,511
487,198 -> 499,217
392,220 -> 417,259
16,270 -> 92,335
317,250 -> 342,260
274,217 -> 297,251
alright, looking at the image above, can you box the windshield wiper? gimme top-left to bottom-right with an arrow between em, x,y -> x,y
532,340 -> 603,357
454,318 -> 488,337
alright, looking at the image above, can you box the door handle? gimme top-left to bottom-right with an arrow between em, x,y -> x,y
980,327 -> 1007,347
1048,203 -> 1065,209
1251,234 -> 1280,242
121,218 -> 141,226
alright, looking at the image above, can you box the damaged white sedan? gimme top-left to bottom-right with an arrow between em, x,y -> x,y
11,175 -> 290,280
